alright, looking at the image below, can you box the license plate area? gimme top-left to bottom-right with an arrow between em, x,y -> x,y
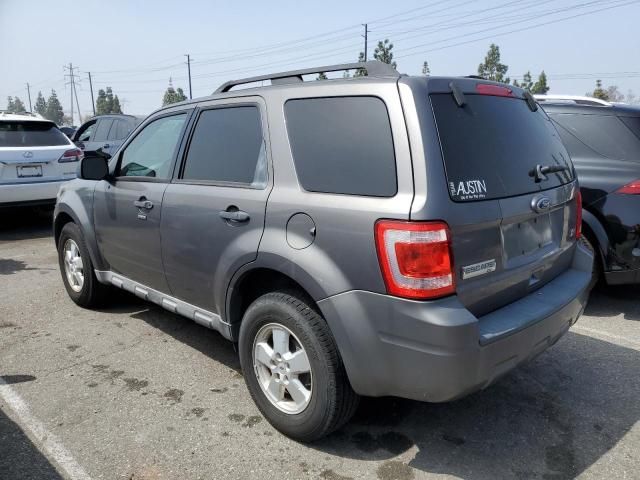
503,214 -> 552,259
17,165 -> 43,178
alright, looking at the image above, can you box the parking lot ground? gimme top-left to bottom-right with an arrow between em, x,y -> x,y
1,208 -> 639,480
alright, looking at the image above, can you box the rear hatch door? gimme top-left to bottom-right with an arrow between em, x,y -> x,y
416,82 -> 580,317
0,120 -> 77,184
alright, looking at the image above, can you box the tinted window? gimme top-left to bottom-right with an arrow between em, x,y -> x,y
431,94 -> 573,201
550,113 -> 640,162
182,107 -> 266,186
108,120 -> 124,140
285,97 -> 396,197
620,116 -> 640,140
0,121 -> 69,147
93,119 -> 114,142
119,113 -> 187,179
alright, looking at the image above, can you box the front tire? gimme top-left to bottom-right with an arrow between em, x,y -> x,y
57,222 -> 108,308
238,291 -> 359,442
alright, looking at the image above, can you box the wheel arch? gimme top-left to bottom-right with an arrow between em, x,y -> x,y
581,208 -> 609,270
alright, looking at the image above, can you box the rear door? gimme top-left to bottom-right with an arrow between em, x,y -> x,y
423,87 -> 579,316
0,120 -> 77,187
160,97 -> 271,314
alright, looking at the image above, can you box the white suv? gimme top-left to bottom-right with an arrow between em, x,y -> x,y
0,112 -> 83,206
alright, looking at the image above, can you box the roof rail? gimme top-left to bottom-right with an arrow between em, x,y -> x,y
533,94 -> 612,107
214,60 -> 399,93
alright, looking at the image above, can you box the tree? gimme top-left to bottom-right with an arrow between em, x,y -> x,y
105,87 -> 115,114
605,85 -> 624,103
531,71 -> 550,94
422,61 -> 430,76
477,43 -> 510,84
45,90 -> 64,125
590,80 -> 609,100
514,71 -> 532,91
6,96 -> 15,112
162,80 -> 187,106
112,95 -> 122,113
34,91 -> 47,116
12,97 -> 26,112
374,39 -> 397,69
95,89 -> 108,115
316,72 -> 328,80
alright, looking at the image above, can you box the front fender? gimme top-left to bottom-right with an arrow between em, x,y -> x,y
54,180 -> 105,271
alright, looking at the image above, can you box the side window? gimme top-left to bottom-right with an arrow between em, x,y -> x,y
93,119 -> 114,142
550,113 -> 640,162
119,113 -> 187,179
181,106 -> 266,186
284,96 -> 396,196
77,121 -> 97,142
108,120 -> 124,140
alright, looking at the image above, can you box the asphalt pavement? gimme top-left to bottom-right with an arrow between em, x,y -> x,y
1,208 -> 638,480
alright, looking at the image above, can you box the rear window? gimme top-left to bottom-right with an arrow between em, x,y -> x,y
431,94 -> 573,201
285,96 -> 396,197
0,121 -> 69,147
550,113 -> 640,162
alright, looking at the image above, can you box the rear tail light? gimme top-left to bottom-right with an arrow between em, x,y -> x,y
575,190 -> 582,240
616,179 -> 640,195
58,148 -> 84,163
475,83 -> 513,97
375,220 -> 455,300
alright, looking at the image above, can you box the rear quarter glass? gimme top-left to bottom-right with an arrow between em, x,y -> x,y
430,94 -> 574,202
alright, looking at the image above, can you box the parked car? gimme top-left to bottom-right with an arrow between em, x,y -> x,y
54,61 -> 593,441
59,126 -> 77,139
537,95 -> 640,284
73,114 -> 142,159
0,112 -> 83,207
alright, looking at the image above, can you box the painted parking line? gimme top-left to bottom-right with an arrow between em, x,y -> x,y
0,377 -> 92,480
572,324 -> 640,350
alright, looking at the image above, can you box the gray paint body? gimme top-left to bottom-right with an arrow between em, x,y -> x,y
54,73 -> 593,402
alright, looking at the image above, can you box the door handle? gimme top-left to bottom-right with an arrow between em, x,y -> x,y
134,198 -> 153,210
103,143 -> 111,149
219,209 -> 250,222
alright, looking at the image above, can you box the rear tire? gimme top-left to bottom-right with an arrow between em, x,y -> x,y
57,222 -> 108,308
238,291 -> 359,442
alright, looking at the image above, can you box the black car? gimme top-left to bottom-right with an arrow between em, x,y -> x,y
73,114 -> 142,159
59,126 -> 76,138
538,96 -> 640,284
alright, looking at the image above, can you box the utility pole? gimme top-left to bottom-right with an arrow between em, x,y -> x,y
185,54 -> 193,99
362,24 -> 369,61
25,83 -> 32,112
72,78 -> 81,125
64,63 -> 81,125
87,72 -> 96,116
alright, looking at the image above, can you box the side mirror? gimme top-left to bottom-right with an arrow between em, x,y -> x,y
79,155 -> 109,181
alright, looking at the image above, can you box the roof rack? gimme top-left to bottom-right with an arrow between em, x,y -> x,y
214,60 -> 399,93
533,94 -> 612,107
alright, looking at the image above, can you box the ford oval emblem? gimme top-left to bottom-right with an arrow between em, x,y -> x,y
531,195 -> 551,213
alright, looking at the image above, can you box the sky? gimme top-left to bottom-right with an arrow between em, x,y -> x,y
1,0 -> 639,123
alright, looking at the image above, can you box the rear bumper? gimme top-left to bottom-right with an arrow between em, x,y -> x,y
0,178 -> 72,206
318,243 -> 593,402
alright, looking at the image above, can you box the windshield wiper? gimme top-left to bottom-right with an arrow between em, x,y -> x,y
528,164 -> 571,183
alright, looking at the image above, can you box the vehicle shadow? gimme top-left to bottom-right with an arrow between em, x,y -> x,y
584,282 -> 640,321
311,332 -> 639,479
100,291 -> 241,374
0,207 -> 53,242
0,400 -> 64,479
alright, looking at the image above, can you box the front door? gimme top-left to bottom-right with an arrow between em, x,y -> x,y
161,100 -> 271,314
94,111 -> 190,292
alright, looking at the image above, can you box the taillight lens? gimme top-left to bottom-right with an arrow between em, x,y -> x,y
616,179 -> 640,195
375,220 -> 455,300
58,148 -> 84,163
475,83 -> 513,97
575,190 -> 582,240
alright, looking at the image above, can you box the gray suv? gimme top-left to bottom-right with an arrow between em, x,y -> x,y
54,61 -> 593,441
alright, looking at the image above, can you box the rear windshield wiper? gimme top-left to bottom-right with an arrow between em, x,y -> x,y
528,164 -> 571,183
